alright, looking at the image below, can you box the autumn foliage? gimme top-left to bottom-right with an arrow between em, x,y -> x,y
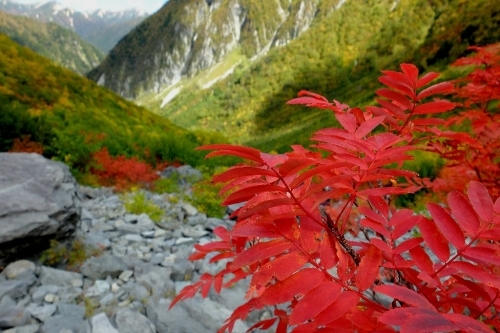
9,135 -> 44,154
170,44 -> 500,332
90,147 -> 160,190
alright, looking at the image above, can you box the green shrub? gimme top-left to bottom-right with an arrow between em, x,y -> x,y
187,168 -> 227,218
41,239 -> 102,269
152,174 -> 180,194
122,191 -> 164,222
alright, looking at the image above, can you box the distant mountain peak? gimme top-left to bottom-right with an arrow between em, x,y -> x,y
0,0 -> 149,52
88,0 -> 322,98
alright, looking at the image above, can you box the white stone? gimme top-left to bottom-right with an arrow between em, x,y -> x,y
119,270 -> 133,282
111,283 -> 120,293
44,294 -> 59,303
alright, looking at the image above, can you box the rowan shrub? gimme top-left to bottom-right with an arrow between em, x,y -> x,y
8,135 -> 44,154
170,44 -> 500,332
90,147 -> 159,190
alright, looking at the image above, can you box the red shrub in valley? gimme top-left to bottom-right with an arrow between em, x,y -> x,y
91,147 -> 159,190
9,135 -> 44,154
170,45 -> 500,332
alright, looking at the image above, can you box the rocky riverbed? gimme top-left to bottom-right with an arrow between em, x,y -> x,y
0,159 -> 268,333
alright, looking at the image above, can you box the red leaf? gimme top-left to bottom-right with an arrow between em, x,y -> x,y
401,63 -> 419,82
379,308 -> 457,332
259,268 -> 324,306
368,196 -> 389,218
355,116 -> 386,138
413,101 -> 455,114
427,203 -> 465,249
318,234 -> 338,269
251,251 -> 308,286
409,246 -> 434,276
410,118 -> 446,126
356,245 -> 383,291
416,72 -> 439,88
451,275 -> 491,301
481,227 -> 500,240
495,197 -> 500,214
370,238 -> 392,254
213,166 -> 275,183
297,90 -> 329,101
368,132 -> 404,150
209,252 -> 236,263
223,184 -> 286,205
231,222 -> 280,238
359,206 -> 387,225
376,88 -> 413,109
377,99 -> 407,120
230,239 -> 293,270
362,218 -> 390,238
289,163 -> 348,189
448,191 -> 480,235
444,262 -> 500,288
374,285 -> 436,310
300,216 -> 323,253
279,158 -> 315,177
379,72 -> 416,98
336,153 -> 368,169
358,186 -> 421,198
315,292 -> 360,325
442,313 -> 493,333
246,318 -> 278,332
214,274 -> 223,293
468,181 -> 494,221
198,144 -> 263,163
394,237 -> 423,255
392,215 -> 421,239
336,113 -> 357,133
239,197 -> 296,219
418,217 -> 450,262
416,82 -> 454,100
289,281 -> 342,325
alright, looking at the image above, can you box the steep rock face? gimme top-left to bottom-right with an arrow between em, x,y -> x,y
88,0 -> 323,98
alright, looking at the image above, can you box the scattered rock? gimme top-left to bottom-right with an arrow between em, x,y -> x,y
80,254 -> 127,280
0,164 -> 267,333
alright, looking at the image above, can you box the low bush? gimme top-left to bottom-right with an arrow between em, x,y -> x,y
41,239 -> 102,270
122,191 -> 164,222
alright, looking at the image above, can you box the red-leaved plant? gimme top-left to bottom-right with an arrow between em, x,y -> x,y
91,147 -> 160,190
170,44 -> 500,332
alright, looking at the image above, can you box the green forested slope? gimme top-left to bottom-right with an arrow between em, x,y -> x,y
0,11 -> 104,74
155,0 -> 499,152
0,33 -> 227,177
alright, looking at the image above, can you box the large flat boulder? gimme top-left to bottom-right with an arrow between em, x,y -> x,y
0,153 -> 81,265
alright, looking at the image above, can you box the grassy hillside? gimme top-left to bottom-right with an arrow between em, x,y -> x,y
0,33 -> 228,179
153,0 -> 499,153
0,11 -> 104,74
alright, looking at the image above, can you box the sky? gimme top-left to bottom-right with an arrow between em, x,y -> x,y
12,0 -> 167,14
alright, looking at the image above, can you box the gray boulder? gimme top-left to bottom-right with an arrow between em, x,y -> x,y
80,254 -> 127,280
115,308 -> 156,333
38,266 -> 82,288
39,303 -> 86,333
0,153 -> 81,265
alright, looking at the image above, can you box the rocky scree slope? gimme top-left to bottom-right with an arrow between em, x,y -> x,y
0,161 -> 269,333
0,0 -> 148,53
0,11 -> 104,74
88,0 -> 325,98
